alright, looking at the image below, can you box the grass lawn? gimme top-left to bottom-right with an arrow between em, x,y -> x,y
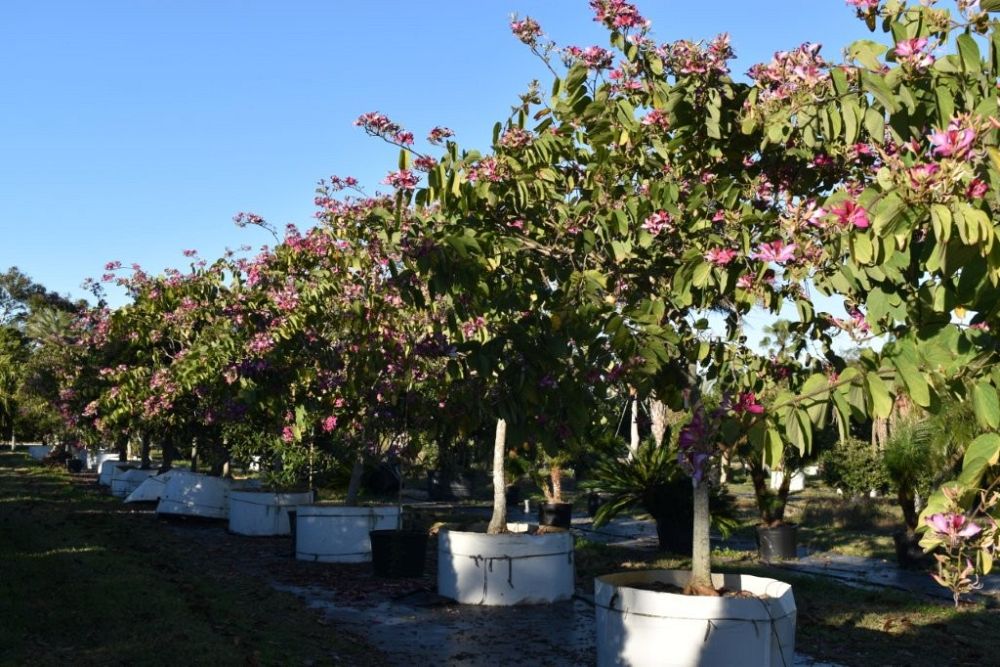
0,451 -> 380,667
575,540 -> 1000,667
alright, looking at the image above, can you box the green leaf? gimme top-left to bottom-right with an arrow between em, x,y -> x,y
983,0 -> 1000,11
866,373 -> 893,419
957,34 -> 982,74
963,432 -> 1000,470
973,381 -> 1000,429
863,107 -> 884,141
890,356 -> 931,407
935,87 -> 955,125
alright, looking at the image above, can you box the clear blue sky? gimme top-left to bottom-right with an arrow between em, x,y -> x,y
1,1 -> 874,308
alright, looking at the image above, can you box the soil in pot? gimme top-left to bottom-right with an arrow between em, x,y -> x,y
757,523 -> 798,562
538,502 -> 572,528
370,529 -> 428,578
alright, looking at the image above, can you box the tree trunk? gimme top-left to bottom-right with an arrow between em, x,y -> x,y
649,398 -> 667,448
550,463 -> 563,504
345,459 -> 364,506
190,437 -> 199,473
897,486 -> 919,532
629,394 -> 640,457
116,435 -> 127,462
139,432 -> 151,470
487,418 -> 508,535
747,458 -> 773,525
690,479 -> 712,590
719,451 -> 730,484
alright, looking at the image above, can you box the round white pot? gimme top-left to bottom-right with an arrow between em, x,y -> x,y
125,470 -> 176,503
595,570 -> 796,667
156,471 -> 232,519
437,528 -> 575,606
294,505 -> 400,563
27,444 -> 51,461
228,490 -> 315,536
769,469 -> 805,492
110,468 -> 158,498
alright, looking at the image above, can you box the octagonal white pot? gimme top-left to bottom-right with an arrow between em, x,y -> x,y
156,471 -> 232,519
294,505 -> 400,563
228,490 -> 315,536
110,467 -> 159,498
437,528 -> 575,606
98,459 -> 140,486
595,570 -> 796,667
125,470 -> 176,503
769,469 -> 805,492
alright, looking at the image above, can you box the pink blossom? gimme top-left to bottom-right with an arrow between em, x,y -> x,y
393,131 -> 414,146
735,392 -> 764,415
926,513 -> 982,541
642,210 -> 673,236
704,248 -> 738,266
281,426 -> 295,443
182,249 -> 198,257
322,416 -> 338,432
967,179 -> 989,199
104,261 -> 122,271
413,156 -> 438,172
751,240 -> 796,264
467,157 -> 507,183
427,127 -> 454,145
737,274 -> 754,289
510,16 -> 542,45
590,0 -> 648,30
928,123 -> 976,158
566,45 -> 614,70
894,37 -> 935,69
830,200 -> 870,229
355,111 -> 400,137
846,0 -> 879,9
382,169 -> 419,190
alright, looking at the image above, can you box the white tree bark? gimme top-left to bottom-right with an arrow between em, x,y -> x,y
487,418 -> 508,534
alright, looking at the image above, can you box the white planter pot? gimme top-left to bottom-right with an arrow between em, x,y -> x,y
769,470 -> 805,492
98,459 -> 140,486
595,570 -> 796,667
27,445 -> 51,461
156,471 -> 232,519
110,468 -> 159,498
437,528 -> 575,606
125,470 -> 176,503
295,505 -> 400,563
228,490 -> 315,536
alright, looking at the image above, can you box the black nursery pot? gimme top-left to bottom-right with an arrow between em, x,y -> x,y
538,502 -> 573,529
893,529 -> 934,570
756,523 -> 798,562
66,459 -> 84,473
370,529 -> 428,578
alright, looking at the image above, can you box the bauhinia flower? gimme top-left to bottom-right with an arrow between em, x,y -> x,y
829,200 -> 870,229
893,37 -> 935,69
642,210 -> 673,236
382,169 -> 419,190
926,512 -> 982,541
704,247 -> 738,266
734,392 -> 764,415
751,240 -> 796,264
928,122 -> 976,159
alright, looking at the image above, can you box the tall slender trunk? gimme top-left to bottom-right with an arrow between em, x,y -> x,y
140,432 -> 151,470
345,459 -> 364,506
898,486 -> 919,532
690,480 -> 712,588
487,418 -> 508,535
116,435 -> 127,462
649,398 -> 667,448
629,392 -> 640,457
549,463 -> 563,504
190,437 -> 199,473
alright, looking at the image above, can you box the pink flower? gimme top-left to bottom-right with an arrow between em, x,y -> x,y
642,210 -> 673,236
928,124 -> 976,158
735,392 -> 765,415
590,0 -> 648,30
568,45 -> 614,70
510,16 -> 542,45
846,0 -> 878,10
427,126 -> 454,144
967,179 -> 989,199
751,240 -> 796,264
104,261 -> 122,271
182,249 -> 198,257
414,156 -> 438,172
354,111 -> 400,137
704,248 -> 738,266
281,426 -> 295,443
894,37 -> 935,69
382,169 -> 419,190
393,131 -> 414,146
830,200 -> 870,229
322,416 -> 338,432
926,513 -> 982,541
737,274 -> 753,289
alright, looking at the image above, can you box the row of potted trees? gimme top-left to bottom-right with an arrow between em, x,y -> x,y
40,0 -> 1000,662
